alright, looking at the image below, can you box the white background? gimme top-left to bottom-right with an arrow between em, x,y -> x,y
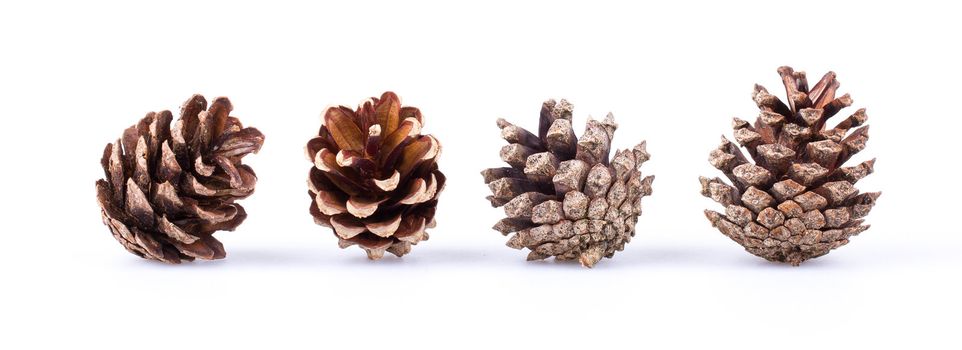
2,1 -> 960,349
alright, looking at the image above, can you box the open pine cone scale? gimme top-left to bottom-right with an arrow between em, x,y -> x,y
701,66 -> 880,265
96,95 -> 264,263
307,92 -> 444,259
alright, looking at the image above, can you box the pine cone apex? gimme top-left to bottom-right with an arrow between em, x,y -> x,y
307,91 -> 444,260
484,98 -> 654,268
96,94 -> 264,263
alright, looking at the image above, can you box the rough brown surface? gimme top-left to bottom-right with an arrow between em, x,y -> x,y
306,92 -> 445,260
96,95 -> 265,263
701,66 -> 880,265
483,99 -> 654,268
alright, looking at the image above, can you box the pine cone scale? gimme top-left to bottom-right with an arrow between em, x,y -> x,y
326,107 -> 367,152
375,92 -> 401,135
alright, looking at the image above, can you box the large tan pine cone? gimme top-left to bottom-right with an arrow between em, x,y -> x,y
701,66 -> 880,266
96,95 -> 264,263
306,92 -> 445,259
482,99 -> 654,268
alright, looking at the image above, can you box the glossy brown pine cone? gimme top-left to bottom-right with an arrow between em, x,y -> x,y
482,99 -> 654,268
701,66 -> 880,266
95,95 -> 265,263
306,92 -> 445,259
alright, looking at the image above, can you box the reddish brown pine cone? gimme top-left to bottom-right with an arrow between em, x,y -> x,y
306,92 -> 445,260
701,66 -> 880,266
482,99 -> 654,268
96,95 -> 265,263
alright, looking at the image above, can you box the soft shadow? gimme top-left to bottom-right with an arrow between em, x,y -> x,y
523,258 -> 594,270
105,238 -> 939,270
740,255 -> 839,270
606,244 -> 738,268
111,256 -> 230,270
335,246 -> 518,267
222,248 -> 331,267
217,245 -> 517,268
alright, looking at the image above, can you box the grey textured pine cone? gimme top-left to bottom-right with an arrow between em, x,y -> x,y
701,66 -> 880,266
482,99 -> 654,268
306,92 -> 445,260
95,95 -> 264,263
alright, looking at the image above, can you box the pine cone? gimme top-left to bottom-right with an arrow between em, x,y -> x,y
701,66 -> 880,266
482,99 -> 654,268
306,92 -> 445,259
95,95 -> 264,263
